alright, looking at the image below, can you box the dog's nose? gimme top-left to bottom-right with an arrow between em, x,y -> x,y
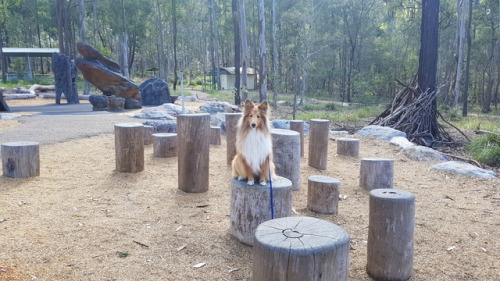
251,123 -> 257,128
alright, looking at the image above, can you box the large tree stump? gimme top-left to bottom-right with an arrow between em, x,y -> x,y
289,120 -> 305,157
307,175 -> 340,214
367,189 -> 415,281
114,123 -> 144,173
153,133 -> 177,158
210,126 -> 221,145
143,125 -> 154,145
230,176 -> 292,246
225,113 -> 241,164
272,129 -> 301,190
360,158 -> 394,190
308,119 -> 330,170
177,114 -> 210,193
253,216 -> 350,281
337,138 -> 360,157
1,141 -> 40,178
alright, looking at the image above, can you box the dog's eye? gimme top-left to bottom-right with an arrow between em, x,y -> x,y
257,115 -> 260,118
249,114 -> 253,118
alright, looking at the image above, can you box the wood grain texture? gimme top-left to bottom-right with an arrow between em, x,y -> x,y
367,189 -> 415,281
153,133 -> 177,158
114,123 -> 144,173
253,216 -> 350,281
289,120 -> 304,157
307,175 -> 340,214
1,141 -> 40,178
225,113 -> 241,164
271,129 -> 301,190
359,158 -> 394,190
308,119 -> 330,170
230,177 -> 292,246
336,138 -> 360,157
177,114 -> 210,193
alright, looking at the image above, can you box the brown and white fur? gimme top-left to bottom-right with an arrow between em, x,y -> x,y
231,100 -> 276,186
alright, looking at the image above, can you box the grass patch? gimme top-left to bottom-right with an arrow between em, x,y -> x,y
467,133 -> 500,166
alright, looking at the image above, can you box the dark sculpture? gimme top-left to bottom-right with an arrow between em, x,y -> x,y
139,78 -> 173,106
52,52 -> 79,104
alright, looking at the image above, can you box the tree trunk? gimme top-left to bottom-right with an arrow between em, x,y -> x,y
240,0 -> 248,101
258,0 -> 266,102
80,0 -> 90,95
172,0 -> 179,90
417,0 -> 440,94
155,0 -> 166,80
462,0 -> 473,117
271,0 -> 279,107
453,0 -> 467,108
232,0 -> 241,105
482,38 -> 500,113
209,0 -> 221,90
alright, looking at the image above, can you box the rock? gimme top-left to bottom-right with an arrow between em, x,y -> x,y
124,98 -> 142,109
178,96 -> 198,102
142,121 -> 177,133
0,113 -> 20,119
431,161 -> 496,179
356,125 -> 407,141
133,103 -> 193,120
133,111 -> 176,120
272,119 -> 290,130
76,41 -> 121,72
161,103 -> 194,115
210,112 -> 226,127
89,94 -> 108,109
199,101 -> 240,114
52,52 -> 79,104
108,97 -> 125,112
401,145 -> 449,161
390,136 -> 415,149
330,130 -> 349,135
139,78 -> 173,106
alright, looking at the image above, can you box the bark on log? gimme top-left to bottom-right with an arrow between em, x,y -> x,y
272,129 -> 301,190
143,125 -> 154,145
360,158 -> 394,190
153,133 -> 177,158
29,84 -> 56,92
225,113 -> 241,164
3,93 -> 37,99
114,123 -> 144,173
177,114 -> 210,193
307,175 -> 340,214
1,141 -> 40,178
337,138 -> 360,157
308,119 -> 330,170
210,126 -> 221,145
253,216 -> 350,281
289,120 -> 305,157
367,189 -> 415,281
230,176 -> 292,246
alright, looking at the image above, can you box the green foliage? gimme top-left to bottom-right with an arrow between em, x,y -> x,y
467,133 -> 500,166
291,105 -> 382,123
205,90 -> 234,101
116,251 -> 129,258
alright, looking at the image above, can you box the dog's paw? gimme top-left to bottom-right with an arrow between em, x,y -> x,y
260,181 -> 267,186
247,180 -> 255,186
238,176 -> 245,181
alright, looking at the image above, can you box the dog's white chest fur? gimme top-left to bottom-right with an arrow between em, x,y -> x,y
241,129 -> 272,174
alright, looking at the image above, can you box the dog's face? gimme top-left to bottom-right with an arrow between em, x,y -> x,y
243,100 -> 268,129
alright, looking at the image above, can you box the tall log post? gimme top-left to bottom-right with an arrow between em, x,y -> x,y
271,129 -> 301,190
307,175 -> 340,214
225,113 -> 241,164
337,138 -> 360,157
360,158 -> 394,190
143,125 -> 154,145
177,114 -> 210,193
230,177 -> 292,246
308,119 -> 330,170
153,133 -> 177,158
253,216 -> 350,281
367,189 -> 415,281
210,126 -> 221,145
289,120 -> 304,157
114,123 -> 144,173
1,141 -> 40,178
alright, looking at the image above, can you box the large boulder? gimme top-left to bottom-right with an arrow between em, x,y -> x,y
76,42 -> 120,73
139,78 -> 173,106
431,161 -> 496,179
356,125 -> 407,140
401,145 -> 449,161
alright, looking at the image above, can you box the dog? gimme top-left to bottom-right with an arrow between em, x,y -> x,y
231,100 -> 276,186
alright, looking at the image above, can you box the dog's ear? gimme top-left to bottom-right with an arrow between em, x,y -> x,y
258,101 -> 268,111
244,100 -> 254,111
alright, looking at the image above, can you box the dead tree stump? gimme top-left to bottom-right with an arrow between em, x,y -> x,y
337,138 -> 360,157
307,175 -> 340,214
360,158 -> 394,190
177,114 -> 210,193
253,216 -> 350,281
225,113 -> 241,164
367,189 -> 415,281
1,141 -> 40,178
272,129 -> 301,190
153,133 -> 177,158
289,120 -> 305,157
230,176 -> 292,246
308,119 -> 330,170
143,125 -> 154,145
114,123 -> 144,173
210,126 -> 221,145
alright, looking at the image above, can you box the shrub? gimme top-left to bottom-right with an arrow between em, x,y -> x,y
467,133 -> 500,166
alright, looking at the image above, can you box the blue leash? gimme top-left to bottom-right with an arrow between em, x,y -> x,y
268,163 -> 275,219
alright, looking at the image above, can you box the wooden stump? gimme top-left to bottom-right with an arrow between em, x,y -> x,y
367,189 -> 415,281
143,125 -> 154,145
153,133 -> 177,157
289,120 -> 304,157
308,119 -> 330,170
108,97 -> 125,111
272,129 -> 301,190
253,216 -> 350,281
360,158 -> 394,190
337,138 -> 360,157
230,176 -> 292,246
114,123 -> 144,173
210,126 -> 221,145
1,141 -> 40,178
225,113 -> 241,164
177,114 -> 210,193
307,175 -> 340,214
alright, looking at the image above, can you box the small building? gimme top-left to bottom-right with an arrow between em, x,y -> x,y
217,67 -> 256,90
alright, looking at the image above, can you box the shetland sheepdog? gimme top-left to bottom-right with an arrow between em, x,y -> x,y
231,100 -> 276,186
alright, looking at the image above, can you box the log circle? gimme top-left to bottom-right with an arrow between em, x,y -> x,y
143,125 -> 154,145
253,216 -> 350,281
1,141 -> 40,178
308,119 -> 330,170
152,133 -> 177,158
336,138 -> 360,157
225,113 -> 241,165
367,188 -> 415,281
359,158 -> 394,190
307,175 -> 340,214
289,120 -> 305,157
229,176 -> 292,246
271,129 -> 301,190
114,123 -> 144,173
210,126 -> 221,145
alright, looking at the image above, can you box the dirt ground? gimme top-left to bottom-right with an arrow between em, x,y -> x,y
0,98 -> 499,281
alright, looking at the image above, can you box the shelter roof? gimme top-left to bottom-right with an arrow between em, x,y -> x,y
1,47 -> 60,57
